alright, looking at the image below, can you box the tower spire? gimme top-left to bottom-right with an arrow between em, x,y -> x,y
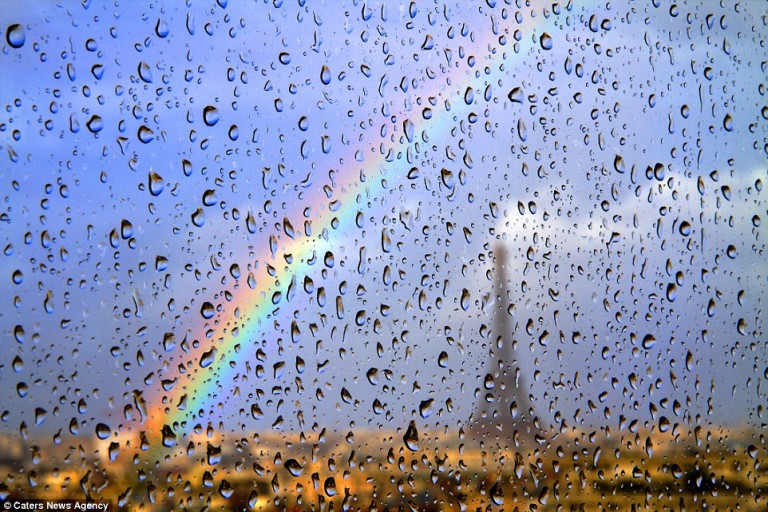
470,243 -> 536,449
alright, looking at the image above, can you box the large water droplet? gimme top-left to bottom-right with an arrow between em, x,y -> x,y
6,24 -> 25,48
148,172 -> 164,196
86,115 -> 103,133
419,399 -> 434,418
540,32 -> 553,50
245,209 -> 257,234
200,302 -> 215,319
138,126 -> 154,143
284,459 -> 303,477
460,289 -> 470,311
137,61 -> 153,83
203,106 -> 220,126
320,65 -> 331,85
155,18 -> 170,38
723,113 -> 733,132
191,208 -> 205,227
642,334 -> 656,349
95,423 -> 111,440
324,477 -> 336,497
403,421 -> 419,451
200,347 -> 218,368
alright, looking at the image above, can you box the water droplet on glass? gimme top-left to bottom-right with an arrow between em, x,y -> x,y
464,87 -> 474,105
191,208 -> 205,227
490,482 -> 504,505
723,113 -> 733,132
6,24 -> 25,48
508,87 -> 523,103
419,399 -> 434,418
200,302 -> 215,319
284,459 -> 303,477
460,289 -> 470,311
95,423 -> 111,440
86,115 -> 103,133
138,126 -> 155,143
200,347 -> 218,368
203,106 -> 220,126
324,251 -> 335,268
540,32 -> 553,50
642,334 -> 656,349
155,18 -> 169,38
324,477 -> 336,497
137,61 -> 153,83
320,65 -> 331,85
148,172 -> 164,196
614,154 -> 626,173
403,421 -> 419,451
245,209 -> 257,234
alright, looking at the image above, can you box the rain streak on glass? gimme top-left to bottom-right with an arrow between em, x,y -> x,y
0,2 -> 766,512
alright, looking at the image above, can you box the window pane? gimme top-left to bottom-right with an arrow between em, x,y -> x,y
1,2 -> 766,510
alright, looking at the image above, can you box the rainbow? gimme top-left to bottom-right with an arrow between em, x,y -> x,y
144,5 -> 563,442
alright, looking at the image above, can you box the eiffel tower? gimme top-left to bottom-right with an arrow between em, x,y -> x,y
469,243 -> 538,450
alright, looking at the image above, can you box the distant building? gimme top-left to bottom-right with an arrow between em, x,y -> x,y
469,244 -> 540,451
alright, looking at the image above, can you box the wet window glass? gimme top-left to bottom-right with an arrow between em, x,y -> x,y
2,1 -> 767,510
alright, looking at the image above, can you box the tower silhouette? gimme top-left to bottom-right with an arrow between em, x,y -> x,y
469,243 -> 537,450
